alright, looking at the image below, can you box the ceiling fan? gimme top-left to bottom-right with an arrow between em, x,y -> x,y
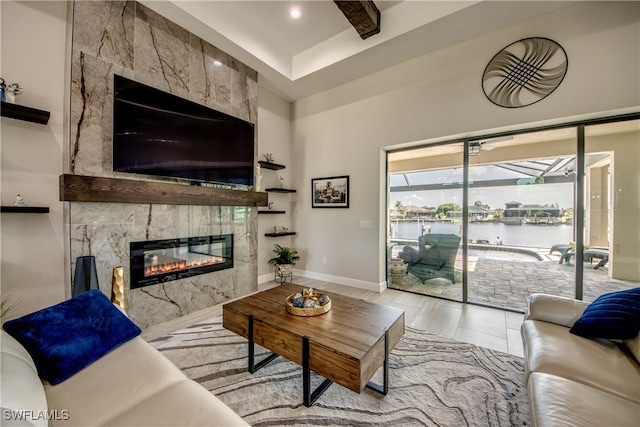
464,136 -> 513,156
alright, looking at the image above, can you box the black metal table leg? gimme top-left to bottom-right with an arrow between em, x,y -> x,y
303,336 -> 333,407
366,329 -> 389,395
248,314 -> 279,373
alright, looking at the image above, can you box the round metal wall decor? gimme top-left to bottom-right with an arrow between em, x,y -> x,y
482,37 -> 568,108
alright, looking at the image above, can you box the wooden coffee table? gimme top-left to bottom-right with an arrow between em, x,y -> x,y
223,283 -> 405,406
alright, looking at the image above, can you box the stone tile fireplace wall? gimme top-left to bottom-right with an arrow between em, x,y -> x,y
68,1 -> 258,328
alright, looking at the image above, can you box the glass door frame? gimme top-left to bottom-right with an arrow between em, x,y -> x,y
386,111 -> 639,307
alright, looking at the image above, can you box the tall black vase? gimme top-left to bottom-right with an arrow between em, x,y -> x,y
73,256 -> 99,297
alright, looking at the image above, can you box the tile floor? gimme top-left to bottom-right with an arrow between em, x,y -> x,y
142,277 -> 526,357
303,278 -> 525,357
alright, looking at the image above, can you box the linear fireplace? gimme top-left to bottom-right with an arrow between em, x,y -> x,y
130,235 -> 233,289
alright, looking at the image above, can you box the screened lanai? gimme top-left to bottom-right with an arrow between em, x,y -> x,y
387,119 -> 639,311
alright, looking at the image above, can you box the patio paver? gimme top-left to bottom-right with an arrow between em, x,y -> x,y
390,256 -> 635,312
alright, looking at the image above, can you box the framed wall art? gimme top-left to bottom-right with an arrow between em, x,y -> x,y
311,176 -> 349,208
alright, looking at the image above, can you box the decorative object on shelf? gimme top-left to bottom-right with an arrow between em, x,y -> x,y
5,82 -> 23,104
13,194 -> 26,207
279,175 -> 285,189
72,256 -> 99,297
264,153 -> 275,163
285,287 -> 331,316
110,266 -> 126,313
0,78 -> 5,102
388,257 -> 408,285
268,244 -> 300,284
312,175 -> 349,208
255,164 -> 263,191
268,202 -> 274,211
269,225 -> 290,234
482,37 -> 568,108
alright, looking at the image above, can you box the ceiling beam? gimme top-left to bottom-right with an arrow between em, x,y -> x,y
333,1 -> 381,40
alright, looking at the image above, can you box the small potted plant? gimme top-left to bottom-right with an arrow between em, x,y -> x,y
268,244 -> 300,283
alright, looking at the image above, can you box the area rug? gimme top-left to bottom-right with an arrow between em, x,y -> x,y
149,317 -> 529,426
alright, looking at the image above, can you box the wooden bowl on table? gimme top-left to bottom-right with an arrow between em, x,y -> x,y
285,288 -> 331,317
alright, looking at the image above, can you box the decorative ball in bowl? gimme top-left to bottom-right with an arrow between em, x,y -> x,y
286,288 -> 331,316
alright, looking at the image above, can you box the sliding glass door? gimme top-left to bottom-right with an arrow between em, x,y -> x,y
388,142 -> 465,301
465,129 -> 577,310
386,115 -> 639,311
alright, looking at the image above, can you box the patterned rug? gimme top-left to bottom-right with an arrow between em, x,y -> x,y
149,317 -> 529,426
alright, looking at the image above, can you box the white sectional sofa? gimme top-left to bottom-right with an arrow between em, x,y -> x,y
1,290 -> 248,427
521,292 -> 640,427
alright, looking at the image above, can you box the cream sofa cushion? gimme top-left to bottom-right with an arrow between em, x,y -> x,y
524,293 -> 589,327
104,380 -> 249,426
528,372 -> 640,427
522,319 -> 640,403
1,331 -> 48,427
44,336 -> 191,426
44,336 -> 248,426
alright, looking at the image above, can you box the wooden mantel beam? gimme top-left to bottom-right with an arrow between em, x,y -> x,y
59,174 -> 268,207
333,1 -> 381,40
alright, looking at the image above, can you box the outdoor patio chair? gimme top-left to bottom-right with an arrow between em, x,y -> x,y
404,233 -> 461,284
559,246 -> 609,269
550,243 -> 572,256
584,248 -> 609,269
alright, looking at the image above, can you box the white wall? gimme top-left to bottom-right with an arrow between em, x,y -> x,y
256,86 -> 293,281
0,1 -> 68,317
291,1 -> 640,290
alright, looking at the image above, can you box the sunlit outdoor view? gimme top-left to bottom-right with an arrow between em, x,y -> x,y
387,121 -> 639,312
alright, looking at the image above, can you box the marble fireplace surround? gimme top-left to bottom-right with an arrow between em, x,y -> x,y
66,1 -> 262,329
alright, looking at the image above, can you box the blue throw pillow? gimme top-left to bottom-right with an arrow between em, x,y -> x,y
570,287 -> 640,340
3,289 -> 141,385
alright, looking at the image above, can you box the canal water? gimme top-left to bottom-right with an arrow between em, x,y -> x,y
390,220 -> 573,248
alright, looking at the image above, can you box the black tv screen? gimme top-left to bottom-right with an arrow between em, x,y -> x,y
113,74 -> 255,186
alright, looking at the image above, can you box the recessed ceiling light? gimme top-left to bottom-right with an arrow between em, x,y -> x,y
290,8 -> 301,19
213,60 -> 222,67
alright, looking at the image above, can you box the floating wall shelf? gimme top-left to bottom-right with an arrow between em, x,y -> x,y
1,206 -> 50,213
0,102 -> 50,125
258,161 -> 285,171
265,232 -> 297,237
258,210 -> 286,214
265,188 -> 296,193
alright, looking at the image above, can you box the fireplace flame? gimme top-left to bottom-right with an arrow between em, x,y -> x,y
144,256 -> 226,277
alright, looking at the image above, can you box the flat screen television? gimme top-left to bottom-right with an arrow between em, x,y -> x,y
113,74 -> 255,186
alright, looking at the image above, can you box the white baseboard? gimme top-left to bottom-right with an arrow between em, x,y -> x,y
259,269 -> 387,293
299,269 -> 387,293
258,272 -> 276,285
